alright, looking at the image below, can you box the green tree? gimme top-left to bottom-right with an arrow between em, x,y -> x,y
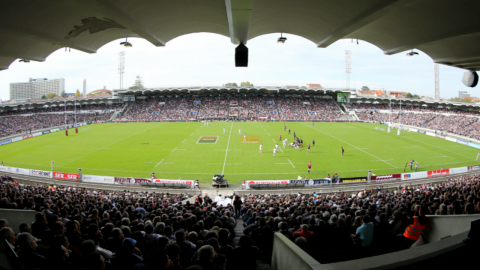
76,89 -> 81,96
240,81 -> 253,87
45,93 -> 58,99
129,75 -> 145,90
224,82 -> 238,87
406,92 -> 413,98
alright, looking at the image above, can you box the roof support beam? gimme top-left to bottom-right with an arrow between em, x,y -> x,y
436,56 -> 480,65
225,0 -> 252,44
384,27 -> 480,55
0,26 -> 97,54
0,52 -> 45,62
317,0 -> 419,48
90,0 -> 165,46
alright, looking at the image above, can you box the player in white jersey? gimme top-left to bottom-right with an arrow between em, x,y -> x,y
239,129 -> 241,135
259,143 -> 263,153
273,147 -> 277,157
275,144 -> 279,151
282,140 -> 286,148
207,121 -> 209,127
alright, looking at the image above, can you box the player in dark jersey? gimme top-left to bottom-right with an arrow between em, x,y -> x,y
284,125 -> 286,131
341,147 -> 344,156
288,128 -> 291,134
312,139 -> 315,146
307,143 -> 311,153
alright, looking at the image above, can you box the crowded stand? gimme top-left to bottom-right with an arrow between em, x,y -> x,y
0,103 -> 119,137
0,173 -> 479,269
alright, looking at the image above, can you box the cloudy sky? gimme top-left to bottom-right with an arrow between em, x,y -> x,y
0,33 -> 472,101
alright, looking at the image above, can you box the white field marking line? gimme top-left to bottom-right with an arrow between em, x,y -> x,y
170,147 -> 177,153
214,149 -> 242,151
6,160 -> 475,175
190,133 -> 193,136
163,149 -> 187,150
370,159 -> 394,162
404,146 -> 425,149
272,139 -> 284,153
208,163 -> 241,165
347,148 -> 369,150
401,135 -> 472,159
268,133 -> 271,136
288,159 -> 296,168
303,123 -> 396,168
182,139 -> 186,143
59,124 -> 165,167
222,122 -> 234,175
431,156 -> 454,159
14,155 -> 31,157
155,159 -> 164,167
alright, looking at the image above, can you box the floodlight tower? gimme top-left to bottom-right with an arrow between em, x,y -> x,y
118,51 -> 125,90
434,63 -> 440,102
345,50 -> 352,90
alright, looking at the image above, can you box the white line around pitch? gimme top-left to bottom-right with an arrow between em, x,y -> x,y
222,122 -> 234,175
171,147 -> 177,153
272,138 -> 284,152
288,159 -> 295,168
303,124 -> 396,168
182,139 -> 186,143
155,159 -> 164,167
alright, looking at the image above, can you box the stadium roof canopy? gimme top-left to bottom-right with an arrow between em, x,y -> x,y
1,0 -> 480,71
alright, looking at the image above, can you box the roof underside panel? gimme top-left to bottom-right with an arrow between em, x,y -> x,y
1,0 -> 480,70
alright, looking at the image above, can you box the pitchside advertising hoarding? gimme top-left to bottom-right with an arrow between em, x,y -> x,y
371,174 -> 402,183
30,170 -> 52,178
402,171 -> 428,180
337,177 -> 367,184
12,137 -> 23,142
83,175 -> 115,184
53,172 -> 79,181
450,167 -> 468,174
468,165 -> 480,171
427,169 -> 450,177
290,179 -> 331,186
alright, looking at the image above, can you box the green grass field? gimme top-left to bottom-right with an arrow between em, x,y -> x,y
1,122 -> 479,183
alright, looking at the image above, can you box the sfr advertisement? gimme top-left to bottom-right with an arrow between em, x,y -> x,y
427,169 -> 450,177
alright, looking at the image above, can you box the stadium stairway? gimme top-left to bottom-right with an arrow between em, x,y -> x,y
232,217 -> 272,270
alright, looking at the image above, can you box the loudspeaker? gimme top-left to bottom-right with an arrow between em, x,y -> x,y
462,70 -> 478,87
235,43 -> 248,67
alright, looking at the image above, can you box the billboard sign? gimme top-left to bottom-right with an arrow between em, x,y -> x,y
83,175 -> 115,184
427,169 -> 450,177
53,172 -> 79,181
289,179 -> 331,187
450,167 -> 468,174
337,176 -> 367,184
371,174 -> 402,183
30,170 -> 52,178
402,171 -> 428,180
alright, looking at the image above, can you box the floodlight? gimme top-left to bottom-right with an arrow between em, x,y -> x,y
120,37 -> 132,47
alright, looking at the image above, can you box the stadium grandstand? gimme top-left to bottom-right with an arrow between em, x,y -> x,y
2,1 -> 480,270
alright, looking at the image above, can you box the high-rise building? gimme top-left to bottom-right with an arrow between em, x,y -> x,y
10,78 -> 65,100
459,90 -> 470,99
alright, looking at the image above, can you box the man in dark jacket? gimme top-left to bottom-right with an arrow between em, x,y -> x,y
17,232 -> 47,270
31,212 -> 49,240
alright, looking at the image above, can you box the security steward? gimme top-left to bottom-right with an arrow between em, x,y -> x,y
397,205 -> 429,249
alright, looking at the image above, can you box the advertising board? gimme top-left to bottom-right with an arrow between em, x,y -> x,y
152,179 -> 195,186
0,140 -> 12,145
53,172 -> 79,181
427,169 -> 450,177
468,165 -> 480,171
12,137 -> 23,142
449,167 -> 468,174
417,130 -> 426,134
83,175 -> 115,184
32,132 -> 42,137
337,176 -> 367,184
435,134 -> 446,139
30,170 -> 52,178
22,135 -> 33,139
456,139 -> 469,145
371,174 -> 402,183
114,177 -> 150,185
246,180 -> 289,188
289,179 -> 331,187
402,171 -> 428,180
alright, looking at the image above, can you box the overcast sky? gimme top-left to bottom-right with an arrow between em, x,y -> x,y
0,33 -> 473,101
